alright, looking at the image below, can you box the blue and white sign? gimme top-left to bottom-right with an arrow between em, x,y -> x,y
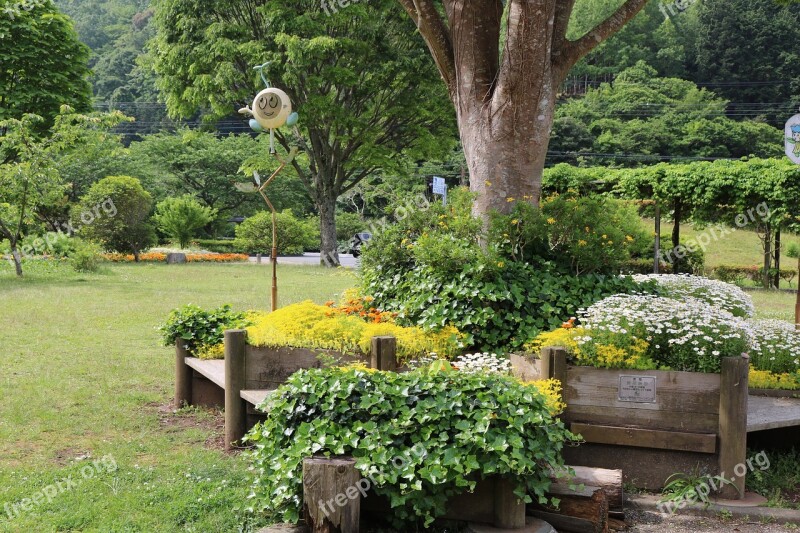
432,176 -> 447,195
785,113 -> 800,164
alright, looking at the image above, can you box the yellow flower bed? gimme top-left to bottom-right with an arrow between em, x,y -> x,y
748,369 -> 800,390
246,300 -> 463,361
525,323 -> 654,370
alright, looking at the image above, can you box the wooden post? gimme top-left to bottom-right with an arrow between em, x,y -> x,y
175,339 -> 192,409
370,336 -> 397,371
493,477 -> 526,529
224,329 -> 247,451
303,456 -> 361,533
540,347 -> 553,380
718,355 -> 749,499
552,347 -> 568,385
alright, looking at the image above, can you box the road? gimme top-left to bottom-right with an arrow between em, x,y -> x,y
248,253 -> 359,268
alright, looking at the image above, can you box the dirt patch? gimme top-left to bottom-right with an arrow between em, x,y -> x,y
52,447 -> 92,466
149,401 -> 227,452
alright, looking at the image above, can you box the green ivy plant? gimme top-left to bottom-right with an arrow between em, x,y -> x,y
244,367 -> 579,528
159,304 -> 250,354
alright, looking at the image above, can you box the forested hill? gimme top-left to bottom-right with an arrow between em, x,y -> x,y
55,0 -> 800,144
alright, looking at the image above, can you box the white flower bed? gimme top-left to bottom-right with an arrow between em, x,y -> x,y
579,294 -> 750,372
632,274 -> 755,318
451,352 -> 512,374
748,319 -> 800,374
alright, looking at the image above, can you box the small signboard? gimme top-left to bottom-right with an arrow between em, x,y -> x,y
785,113 -> 800,164
618,375 -> 657,403
432,176 -> 447,195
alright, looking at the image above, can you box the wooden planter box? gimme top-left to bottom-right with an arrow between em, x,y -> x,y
175,331 -> 398,450
512,347 -> 749,498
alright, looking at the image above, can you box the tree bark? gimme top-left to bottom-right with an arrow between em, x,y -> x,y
774,227 -> 781,289
11,246 -> 23,277
318,193 -> 340,267
763,223 -> 772,289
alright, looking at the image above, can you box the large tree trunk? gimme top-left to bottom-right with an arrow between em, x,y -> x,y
399,0 -> 649,218
318,194 -> 340,267
11,245 -> 23,277
462,82 -> 557,216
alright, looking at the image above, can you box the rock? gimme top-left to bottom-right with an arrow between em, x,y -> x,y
166,252 -> 187,264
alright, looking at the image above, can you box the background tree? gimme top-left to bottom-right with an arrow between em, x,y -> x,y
550,62 -> 782,164
128,130 -> 312,227
689,0 -> 800,125
397,0 -> 650,217
153,195 -> 216,249
0,109 -> 126,276
233,210 -> 317,256
0,0 -> 92,135
75,175 -> 156,261
150,0 -> 455,266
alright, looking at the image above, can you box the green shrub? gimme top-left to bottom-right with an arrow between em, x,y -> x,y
245,367 -> 576,527
664,242 -> 706,275
73,176 -> 156,261
711,264 -> 796,286
490,193 -> 652,275
194,239 -> 241,254
361,188 -> 653,351
69,239 -> 103,273
153,195 -> 217,249
234,211 -> 317,256
159,304 -> 250,354
335,211 -> 367,242
619,258 -> 673,275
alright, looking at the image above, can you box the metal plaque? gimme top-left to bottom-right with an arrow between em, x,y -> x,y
618,375 -> 657,403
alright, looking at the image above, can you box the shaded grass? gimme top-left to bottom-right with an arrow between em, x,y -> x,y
0,261 -> 353,532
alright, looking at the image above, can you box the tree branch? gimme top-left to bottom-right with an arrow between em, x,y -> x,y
557,0 -> 649,74
397,0 -> 456,96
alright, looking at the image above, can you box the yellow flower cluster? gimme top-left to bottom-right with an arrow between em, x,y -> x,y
524,325 -> 653,370
748,369 -> 800,390
575,339 -> 650,369
525,378 -> 566,416
246,301 -> 463,361
197,343 -> 225,360
523,327 -> 582,354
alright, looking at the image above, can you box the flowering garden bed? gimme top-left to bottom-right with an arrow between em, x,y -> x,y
104,252 -> 249,262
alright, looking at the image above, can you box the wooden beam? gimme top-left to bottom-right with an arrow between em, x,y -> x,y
718,356 -> 749,499
553,466 -> 624,511
571,423 -> 717,454
224,329 -> 247,451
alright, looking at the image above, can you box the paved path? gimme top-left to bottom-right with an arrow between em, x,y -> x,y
248,253 -> 359,268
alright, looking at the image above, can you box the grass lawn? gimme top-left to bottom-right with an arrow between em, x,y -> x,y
0,261 -> 353,532
644,219 -> 800,270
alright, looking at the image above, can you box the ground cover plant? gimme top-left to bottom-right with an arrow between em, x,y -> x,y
244,364 -> 577,528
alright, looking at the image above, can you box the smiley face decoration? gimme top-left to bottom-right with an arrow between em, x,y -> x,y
251,88 -> 292,130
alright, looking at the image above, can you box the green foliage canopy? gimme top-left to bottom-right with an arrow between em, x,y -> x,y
0,0 -> 92,131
